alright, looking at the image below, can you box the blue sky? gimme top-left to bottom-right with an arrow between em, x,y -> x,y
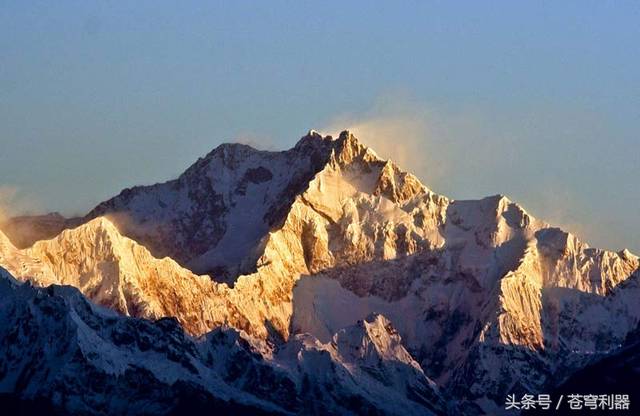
1,1 -> 638,253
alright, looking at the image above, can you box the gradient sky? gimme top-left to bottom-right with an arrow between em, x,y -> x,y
1,1 -> 638,253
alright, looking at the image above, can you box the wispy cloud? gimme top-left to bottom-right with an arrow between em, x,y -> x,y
0,186 -> 19,223
318,94 -> 449,188
0,186 -> 42,223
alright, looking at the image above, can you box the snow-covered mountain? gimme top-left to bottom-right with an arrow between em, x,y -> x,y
0,217 -> 234,335
0,130 -> 638,415
81,131 -> 436,281
0,267 -> 446,415
83,133 -> 340,281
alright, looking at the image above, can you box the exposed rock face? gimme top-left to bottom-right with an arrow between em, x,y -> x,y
0,130 -> 638,414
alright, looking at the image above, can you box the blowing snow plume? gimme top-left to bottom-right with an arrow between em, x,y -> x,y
0,186 -> 68,248
318,99 -> 448,190
0,186 -> 21,226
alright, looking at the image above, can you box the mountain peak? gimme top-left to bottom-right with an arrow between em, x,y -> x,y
294,130 -> 334,152
84,216 -> 118,231
8,214 -> 228,332
620,248 -> 637,260
49,216 -> 123,248
208,141 -> 259,155
299,128 -> 354,142
325,130 -> 383,168
337,129 -> 355,140
334,313 -> 414,364
305,128 -> 324,138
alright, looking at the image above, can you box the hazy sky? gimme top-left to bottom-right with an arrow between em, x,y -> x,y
1,1 -> 638,253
